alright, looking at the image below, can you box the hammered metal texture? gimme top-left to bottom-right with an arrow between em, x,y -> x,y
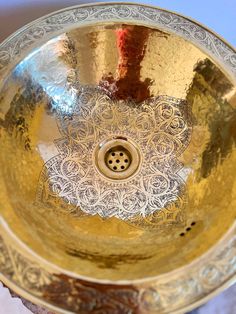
0,3 -> 236,314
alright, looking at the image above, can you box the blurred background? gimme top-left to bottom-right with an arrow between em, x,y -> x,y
0,0 -> 236,313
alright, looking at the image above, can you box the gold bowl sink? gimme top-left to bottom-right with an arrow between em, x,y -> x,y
0,2 -> 236,313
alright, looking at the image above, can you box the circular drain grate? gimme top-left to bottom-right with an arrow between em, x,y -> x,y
105,146 -> 131,172
94,137 -> 141,180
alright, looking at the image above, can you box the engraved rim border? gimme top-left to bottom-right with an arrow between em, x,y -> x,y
0,2 -> 236,314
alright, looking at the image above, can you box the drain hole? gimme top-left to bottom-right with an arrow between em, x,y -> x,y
180,222 -> 196,237
105,145 -> 132,172
96,137 -> 140,180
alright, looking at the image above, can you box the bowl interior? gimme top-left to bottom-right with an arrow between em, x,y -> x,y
0,22 -> 236,282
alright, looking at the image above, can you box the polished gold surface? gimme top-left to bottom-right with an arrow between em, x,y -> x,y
1,21 -> 235,281
0,2 -> 236,314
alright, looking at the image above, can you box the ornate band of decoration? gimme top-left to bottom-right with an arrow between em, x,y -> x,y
1,231 -> 236,313
0,2 -> 236,314
0,3 -> 236,77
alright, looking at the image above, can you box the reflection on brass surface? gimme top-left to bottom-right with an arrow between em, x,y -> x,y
99,25 -> 151,102
0,3 -> 236,314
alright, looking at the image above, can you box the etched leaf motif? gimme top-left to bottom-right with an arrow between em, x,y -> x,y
37,90 -> 192,224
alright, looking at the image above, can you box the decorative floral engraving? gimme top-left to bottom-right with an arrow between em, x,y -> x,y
140,236 -> 236,313
36,88 -> 192,222
1,234 -> 236,313
0,237 -> 51,296
0,236 -> 140,314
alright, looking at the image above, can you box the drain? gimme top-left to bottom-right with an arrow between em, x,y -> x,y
105,146 -> 131,172
94,137 -> 141,180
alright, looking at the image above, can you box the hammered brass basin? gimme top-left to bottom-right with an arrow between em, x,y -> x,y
0,3 -> 236,314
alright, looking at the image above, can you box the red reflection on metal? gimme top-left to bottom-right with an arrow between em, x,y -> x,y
100,25 -> 151,102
